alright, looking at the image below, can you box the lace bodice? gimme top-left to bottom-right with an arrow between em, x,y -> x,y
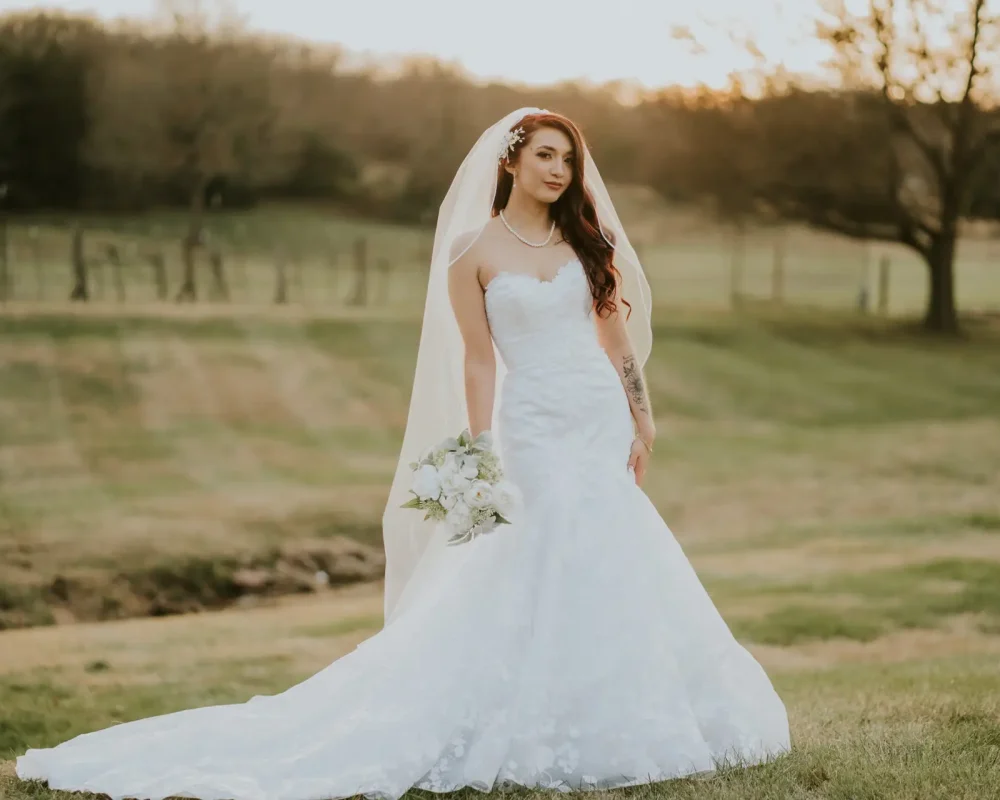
484,258 -> 606,374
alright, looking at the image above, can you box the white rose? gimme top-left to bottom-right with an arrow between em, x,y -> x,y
492,480 -> 521,517
464,480 -> 494,509
411,464 -> 442,501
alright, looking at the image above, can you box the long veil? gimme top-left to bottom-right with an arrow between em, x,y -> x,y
381,106 -> 653,624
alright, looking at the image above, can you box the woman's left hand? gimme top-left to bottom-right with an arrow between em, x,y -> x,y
627,437 -> 651,486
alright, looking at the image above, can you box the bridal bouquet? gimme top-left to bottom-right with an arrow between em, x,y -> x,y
402,428 -> 520,545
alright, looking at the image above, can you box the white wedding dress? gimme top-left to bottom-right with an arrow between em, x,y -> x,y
17,257 -> 790,800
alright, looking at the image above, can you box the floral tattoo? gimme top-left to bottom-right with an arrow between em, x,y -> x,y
622,355 -> 648,413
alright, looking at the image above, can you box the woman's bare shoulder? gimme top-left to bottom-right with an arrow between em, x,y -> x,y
449,220 -> 502,284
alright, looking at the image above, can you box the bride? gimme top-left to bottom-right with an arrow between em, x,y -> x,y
16,107 -> 790,799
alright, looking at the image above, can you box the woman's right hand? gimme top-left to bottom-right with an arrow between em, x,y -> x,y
627,437 -> 651,486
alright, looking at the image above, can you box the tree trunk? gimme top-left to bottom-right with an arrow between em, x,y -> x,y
923,235 -> 959,334
176,181 -> 206,302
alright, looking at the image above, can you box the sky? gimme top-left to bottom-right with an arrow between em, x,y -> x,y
2,0 -> 832,90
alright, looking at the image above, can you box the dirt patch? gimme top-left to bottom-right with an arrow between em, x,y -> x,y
0,536 -> 385,631
0,582 -> 384,677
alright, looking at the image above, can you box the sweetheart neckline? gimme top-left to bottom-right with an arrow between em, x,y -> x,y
483,257 -> 581,297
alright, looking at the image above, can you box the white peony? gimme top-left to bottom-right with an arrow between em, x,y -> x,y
492,480 -> 521,517
442,469 -> 473,497
411,464 -> 442,501
438,451 -> 459,479
446,499 -> 473,532
459,454 -> 480,480
463,480 -> 494,509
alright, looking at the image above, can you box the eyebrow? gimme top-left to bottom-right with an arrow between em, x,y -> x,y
535,144 -> 575,156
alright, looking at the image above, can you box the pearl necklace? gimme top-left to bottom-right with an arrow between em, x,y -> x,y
499,209 -> 555,248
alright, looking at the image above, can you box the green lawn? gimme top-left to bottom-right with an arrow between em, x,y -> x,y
1,587 -> 998,800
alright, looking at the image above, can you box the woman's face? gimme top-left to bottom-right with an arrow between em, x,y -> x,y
508,126 -> 574,204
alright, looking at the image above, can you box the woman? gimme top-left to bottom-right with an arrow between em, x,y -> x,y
17,107 -> 790,800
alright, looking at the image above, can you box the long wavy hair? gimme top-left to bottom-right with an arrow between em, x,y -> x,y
492,112 -> 630,322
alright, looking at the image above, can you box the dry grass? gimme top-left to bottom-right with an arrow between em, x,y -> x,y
1,296 -> 999,797
1,308 -> 999,628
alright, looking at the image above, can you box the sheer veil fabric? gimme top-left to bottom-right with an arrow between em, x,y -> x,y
381,107 -> 653,622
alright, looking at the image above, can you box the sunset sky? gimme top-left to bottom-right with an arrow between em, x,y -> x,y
4,0 -> 832,89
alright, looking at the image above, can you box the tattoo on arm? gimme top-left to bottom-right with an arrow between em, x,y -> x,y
622,355 -> 649,413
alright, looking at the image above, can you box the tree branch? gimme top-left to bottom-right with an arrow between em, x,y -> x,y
872,0 -> 950,185
952,0 -> 987,171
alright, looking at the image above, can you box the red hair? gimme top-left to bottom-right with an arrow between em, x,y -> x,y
492,112 -> 631,322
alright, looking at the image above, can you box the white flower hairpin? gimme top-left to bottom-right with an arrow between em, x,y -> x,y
498,126 -> 525,162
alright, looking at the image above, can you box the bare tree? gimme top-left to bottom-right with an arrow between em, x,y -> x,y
670,0 -> 1000,333
84,0 -> 295,301
812,0 -> 1000,332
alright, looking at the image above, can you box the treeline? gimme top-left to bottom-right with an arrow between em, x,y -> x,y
0,10 -> 684,222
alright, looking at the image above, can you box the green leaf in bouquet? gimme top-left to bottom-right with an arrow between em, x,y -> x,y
495,514 -> 511,525
471,430 -> 494,451
400,497 -> 424,509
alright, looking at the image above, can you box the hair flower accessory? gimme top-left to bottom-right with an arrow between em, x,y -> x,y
497,126 -> 525,162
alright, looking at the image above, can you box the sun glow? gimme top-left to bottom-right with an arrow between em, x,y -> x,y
9,0 -> 833,91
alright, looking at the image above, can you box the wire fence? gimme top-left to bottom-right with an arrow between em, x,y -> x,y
0,215 -> 998,318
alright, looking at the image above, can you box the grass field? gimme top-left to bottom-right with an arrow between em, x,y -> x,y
1,205 -> 1000,796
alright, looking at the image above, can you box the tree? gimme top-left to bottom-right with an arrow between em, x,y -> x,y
668,0 -> 1000,334
819,0 -> 1000,332
0,12 -> 97,210
84,1 -> 296,301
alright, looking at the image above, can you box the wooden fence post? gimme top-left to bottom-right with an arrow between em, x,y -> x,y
29,227 -> 45,301
274,248 -> 288,305
69,225 -> 89,301
105,244 -> 127,303
877,256 -> 891,316
730,222 -> 746,309
147,252 -> 168,301
377,257 -> 390,304
771,228 -> 786,305
349,236 -> 368,306
0,184 -> 8,304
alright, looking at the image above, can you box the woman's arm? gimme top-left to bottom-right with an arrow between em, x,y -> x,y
448,243 -> 496,437
593,277 -> 656,482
